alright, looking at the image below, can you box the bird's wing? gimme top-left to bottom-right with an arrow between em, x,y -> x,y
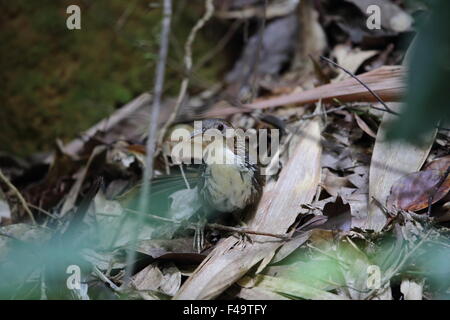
116,166 -> 200,217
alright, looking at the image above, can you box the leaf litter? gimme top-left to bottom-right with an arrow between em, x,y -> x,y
0,0 -> 448,300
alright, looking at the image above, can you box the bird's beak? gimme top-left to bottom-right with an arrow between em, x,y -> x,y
190,129 -> 203,139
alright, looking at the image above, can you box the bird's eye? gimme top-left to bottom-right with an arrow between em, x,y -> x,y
217,123 -> 224,131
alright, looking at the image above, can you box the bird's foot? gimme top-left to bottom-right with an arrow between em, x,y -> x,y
235,221 -> 253,249
236,231 -> 253,249
193,218 -> 207,253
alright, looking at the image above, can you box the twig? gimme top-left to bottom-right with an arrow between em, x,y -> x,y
93,267 -> 120,292
207,223 -> 289,240
299,105 -> 348,120
27,203 -> 60,220
0,169 -> 36,225
320,56 -> 398,115
124,0 -> 172,283
124,208 -> 289,240
179,165 -> 191,189
156,0 -> 215,151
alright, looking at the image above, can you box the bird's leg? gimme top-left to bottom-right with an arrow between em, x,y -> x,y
232,211 -> 253,247
193,211 -> 207,253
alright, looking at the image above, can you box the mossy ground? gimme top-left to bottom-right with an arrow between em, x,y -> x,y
0,0 -> 230,156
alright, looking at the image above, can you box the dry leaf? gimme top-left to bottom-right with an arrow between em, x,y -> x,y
387,170 -> 450,212
354,113 -> 377,138
425,155 -> 450,173
367,103 -> 436,230
132,263 -> 181,298
322,168 -> 356,197
332,44 -> 378,82
61,145 -> 107,216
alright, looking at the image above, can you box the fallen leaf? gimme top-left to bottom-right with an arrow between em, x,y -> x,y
132,262 -> 181,298
367,103 -> 436,230
321,196 -> 352,231
321,168 -> 356,197
425,155 -> 450,173
135,238 -> 205,264
332,44 -> 378,82
387,169 -> 450,212
61,145 -> 107,216
354,113 -> 377,138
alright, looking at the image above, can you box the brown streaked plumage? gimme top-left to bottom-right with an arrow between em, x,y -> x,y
193,119 -> 263,221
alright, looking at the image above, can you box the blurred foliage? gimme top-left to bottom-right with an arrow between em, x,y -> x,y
0,0 -> 229,156
388,0 -> 450,141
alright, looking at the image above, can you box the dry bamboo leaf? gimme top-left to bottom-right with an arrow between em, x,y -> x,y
174,118 -> 322,300
366,103 -> 437,231
61,145 -> 107,216
132,264 -> 164,292
204,66 -> 405,118
238,275 -> 347,300
322,168 -> 356,197
132,263 -> 181,298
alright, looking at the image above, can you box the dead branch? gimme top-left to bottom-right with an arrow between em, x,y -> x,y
202,66 -> 406,118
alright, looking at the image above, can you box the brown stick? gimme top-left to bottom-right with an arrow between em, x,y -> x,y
124,208 -> 289,240
202,66 -> 406,118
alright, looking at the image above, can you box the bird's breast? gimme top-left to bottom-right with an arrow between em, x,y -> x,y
200,162 -> 257,213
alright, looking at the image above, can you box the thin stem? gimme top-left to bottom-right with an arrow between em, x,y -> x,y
0,169 -> 36,225
156,0 -> 215,151
124,0 -> 172,282
320,56 -> 398,115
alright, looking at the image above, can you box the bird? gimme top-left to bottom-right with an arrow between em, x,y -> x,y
186,119 -> 264,251
193,119 -> 263,216
118,119 -> 264,252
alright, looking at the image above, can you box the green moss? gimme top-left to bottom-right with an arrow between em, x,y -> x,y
0,0 -> 229,156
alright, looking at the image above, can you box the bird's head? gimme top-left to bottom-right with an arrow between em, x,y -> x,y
190,119 -> 233,139
189,119 -> 242,165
